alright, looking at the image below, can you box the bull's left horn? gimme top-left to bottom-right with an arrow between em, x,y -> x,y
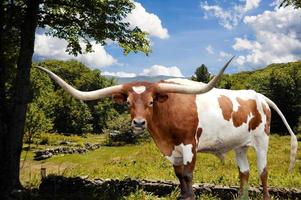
156,56 -> 234,94
35,66 -> 123,101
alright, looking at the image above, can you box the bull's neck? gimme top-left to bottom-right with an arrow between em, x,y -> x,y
146,104 -> 174,156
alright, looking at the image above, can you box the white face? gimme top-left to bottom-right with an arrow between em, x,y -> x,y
132,86 -> 146,94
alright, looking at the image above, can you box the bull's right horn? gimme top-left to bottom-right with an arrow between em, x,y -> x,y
156,56 -> 234,94
36,66 -> 123,101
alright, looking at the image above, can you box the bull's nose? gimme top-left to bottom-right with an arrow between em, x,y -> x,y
133,118 -> 146,127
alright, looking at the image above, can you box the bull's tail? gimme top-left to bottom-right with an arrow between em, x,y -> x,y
263,95 -> 298,172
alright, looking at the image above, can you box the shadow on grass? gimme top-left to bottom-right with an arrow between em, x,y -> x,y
17,175 -> 301,200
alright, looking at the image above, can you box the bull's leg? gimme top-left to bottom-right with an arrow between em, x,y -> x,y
173,165 -> 188,198
254,134 -> 270,200
235,147 -> 250,199
182,148 -> 196,200
173,163 -> 196,199
256,149 -> 270,200
260,167 -> 270,200
173,153 -> 196,200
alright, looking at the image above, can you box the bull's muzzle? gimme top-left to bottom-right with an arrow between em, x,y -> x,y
131,118 -> 147,134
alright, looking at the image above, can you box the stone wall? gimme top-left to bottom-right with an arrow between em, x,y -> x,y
39,175 -> 301,199
34,143 -> 101,160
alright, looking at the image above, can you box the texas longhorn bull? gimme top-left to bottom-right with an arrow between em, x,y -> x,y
36,58 -> 297,200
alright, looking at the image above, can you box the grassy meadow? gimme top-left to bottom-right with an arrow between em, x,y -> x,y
20,133 -> 301,199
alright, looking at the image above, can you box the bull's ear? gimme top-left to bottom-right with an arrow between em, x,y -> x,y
154,93 -> 168,103
112,93 -> 127,104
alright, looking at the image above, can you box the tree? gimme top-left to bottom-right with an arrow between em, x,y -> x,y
0,1 -> 151,198
191,64 -> 211,83
31,59 -> 120,134
280,0 -> 301,9
24,103 -> 53,144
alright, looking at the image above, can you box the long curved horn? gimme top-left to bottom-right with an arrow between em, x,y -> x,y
156,56 -> 234,94
36,66 -> 123,101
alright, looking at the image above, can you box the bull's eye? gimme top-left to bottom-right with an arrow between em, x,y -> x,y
149,101 -> 154,107
127,100 -> 131,107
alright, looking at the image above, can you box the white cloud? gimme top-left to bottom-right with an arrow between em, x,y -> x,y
235,55 -> 247,65
140,65 -> 183,77
233,6 -> 301,66
125,2 -> 169,39
201,0 -> 261,29
219,51 -> 232,58
206,45 -> 214,54
102,71 -> 136,78
218,51 -> 233,62
232,38 -> 261,51
104,64 -> 184,77
34,34 -> 117,68
243,0 -> 261,12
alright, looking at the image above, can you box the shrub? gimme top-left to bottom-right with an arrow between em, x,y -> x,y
39,136 -> 49,145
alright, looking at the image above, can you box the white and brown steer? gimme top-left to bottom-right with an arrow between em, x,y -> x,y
37,58 -> 297,200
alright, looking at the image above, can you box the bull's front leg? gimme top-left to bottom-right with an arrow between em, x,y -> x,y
173,165 -> 188,198
183,154 -> 196,200
173,149 -> 196,200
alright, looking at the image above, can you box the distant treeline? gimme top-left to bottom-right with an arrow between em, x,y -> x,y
26,60 -> 301,138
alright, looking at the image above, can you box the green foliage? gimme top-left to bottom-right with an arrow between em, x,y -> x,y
24,67 -> 57,143
54,93 -> 93,134
28,60 -> 122,134
24,103 -> 53,144
29,132 -> 105,147
191,64 -> 211,83
280,0 -> 301,8
103,114 -> 149,146
39,0 -> 151,56
90,98 -> 120,133
1,0 -> 151,118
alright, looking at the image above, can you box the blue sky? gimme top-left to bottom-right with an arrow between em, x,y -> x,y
34,0 -> 301,77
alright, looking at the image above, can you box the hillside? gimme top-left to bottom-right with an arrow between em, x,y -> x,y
219,61 -> 301,90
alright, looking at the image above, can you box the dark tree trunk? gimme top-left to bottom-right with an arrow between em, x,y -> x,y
0,0 -> 40,199
0,0 -> 10,197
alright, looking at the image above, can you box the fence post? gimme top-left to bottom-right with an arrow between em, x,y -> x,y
41,167 -> 46,179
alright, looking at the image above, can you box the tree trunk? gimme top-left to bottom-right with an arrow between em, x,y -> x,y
0,0 -> 40,199
0,0 -> 10,197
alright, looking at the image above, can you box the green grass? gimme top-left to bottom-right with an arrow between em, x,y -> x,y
20,133 -> 301,198
123,189 -> 219,200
